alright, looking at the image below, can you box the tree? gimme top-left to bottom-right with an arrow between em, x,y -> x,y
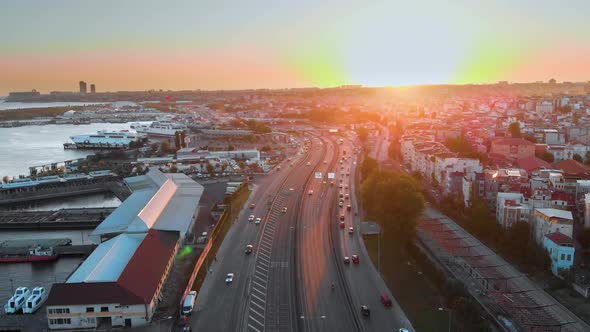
508,122 -> 521,138
573,154 -> 583,163
585,152 -> 590,166
578,228 -> 590,250
150,143 -> 159,154
523,134 -> 537,143
558,105 -> 572,114
536,151 -> 554,163
356,127 -> 370,144
360,156 -> 378,179
260,145 -> 272,152
238,160 -> 246,170
573,113 -> 580,125
169,165 -> 178,173
160,141 -> 172,154
180,131 -> 187,148
388,141 -> 401,160
206,163 -> 214,175
227,144 -> 235,151
2,176 -> 10,184
174,132 -> 181,149
361,170 -> 425,249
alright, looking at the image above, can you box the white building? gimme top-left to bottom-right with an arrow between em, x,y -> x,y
496,193 -> 530,228
533,208 -> 573,245
46,229 -> 179,330
91,169 -> 204,243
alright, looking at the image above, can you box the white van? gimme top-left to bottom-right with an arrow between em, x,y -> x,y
182,291 -> 197,315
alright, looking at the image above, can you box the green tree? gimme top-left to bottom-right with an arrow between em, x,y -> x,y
206,163 -> 214,175
578,229 -> 590,250
227,144 -> 235,151
536,151 -> 554,163
238,160 -> 246,170
260,145 -> 272,152
361,170 -> 425,249
508,122 -> 521,138
356,127 -> 370,144
573,113 -> 580,125
160,141 -> 172,154
558,105 -> 572,114
180,131 -> 187,148
585,152 -> 590,166
573,154 -> 583,163
360,156 -> 378,179
169,165 -> 178,173
174,132 -> 181,149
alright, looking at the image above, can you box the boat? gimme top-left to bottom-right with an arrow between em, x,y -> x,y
69,130 -> 147,147
0,246 -> 58,263
23,287 -> 48,314
134,121 -> 187,137
4,287 -> 30,314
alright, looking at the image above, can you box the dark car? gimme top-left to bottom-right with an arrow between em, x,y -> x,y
340,215 -> 345,221
249,203 -> 256,209
343,256 -> 350,264
380,294 -> 392,307
361,305 -> 370,317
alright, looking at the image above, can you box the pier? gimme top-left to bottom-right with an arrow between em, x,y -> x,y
0,207 -> 115,230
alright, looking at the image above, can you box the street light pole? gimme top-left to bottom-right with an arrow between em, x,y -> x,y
377,231 -> 381,273
438,307 -> 452,332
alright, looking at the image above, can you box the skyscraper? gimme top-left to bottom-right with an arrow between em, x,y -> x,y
90,84 -> 96,94
79,81 -> 87,94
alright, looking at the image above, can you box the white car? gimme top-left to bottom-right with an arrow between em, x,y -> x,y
282,207 -> 288,213
348,227 -> 354,234
225,273 -> 234,283
248,215 -> 255,222
255,217 -> 261,225
308,190 -> 313,195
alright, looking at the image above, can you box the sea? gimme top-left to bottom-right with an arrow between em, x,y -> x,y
0,121 -> 132,309
0,122 -> 133,178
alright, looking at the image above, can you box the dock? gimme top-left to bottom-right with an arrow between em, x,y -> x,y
0,207 -> 115,230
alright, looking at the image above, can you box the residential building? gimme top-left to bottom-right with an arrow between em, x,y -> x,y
543,232 -> 575,276
533,208 -> 573,245
496,192 -> 530,228
490,138 -> 536,161
90,84 -> 96,94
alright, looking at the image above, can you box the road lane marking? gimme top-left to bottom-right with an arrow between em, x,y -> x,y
252,287 -> 265,297
247,323 -> 261,332
251,300 -> 265,311
248,312 -> 265,325
252,279 -> 267,289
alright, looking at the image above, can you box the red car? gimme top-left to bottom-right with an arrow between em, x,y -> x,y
352,255 -> 359,264
380,294 -> 392,307
339,221 -> 345,228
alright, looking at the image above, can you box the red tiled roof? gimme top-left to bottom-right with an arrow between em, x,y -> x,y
117,229 -> 179,303
554,159 -> 590,176
46,282 -> 144,306
516,156 -> 551,172
492,138 -> 535,146
545,232 -> 574,246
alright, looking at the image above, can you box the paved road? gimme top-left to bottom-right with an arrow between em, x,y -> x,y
188,135 -> 322,332
296,136 -> 355,331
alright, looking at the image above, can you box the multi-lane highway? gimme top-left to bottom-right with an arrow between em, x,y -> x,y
188,131 -> 414,332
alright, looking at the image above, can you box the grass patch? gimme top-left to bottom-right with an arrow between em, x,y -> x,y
364,234 -> 449,332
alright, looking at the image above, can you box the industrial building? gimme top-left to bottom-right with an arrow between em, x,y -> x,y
46,169 -> 203,330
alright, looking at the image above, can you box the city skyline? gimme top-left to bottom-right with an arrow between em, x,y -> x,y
1,0 -> 590,95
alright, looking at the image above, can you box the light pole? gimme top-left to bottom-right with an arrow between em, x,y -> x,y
377,230 -> 381,273
438,307 -> 452,332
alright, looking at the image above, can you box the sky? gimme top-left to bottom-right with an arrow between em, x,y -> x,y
1,0 -> 590,95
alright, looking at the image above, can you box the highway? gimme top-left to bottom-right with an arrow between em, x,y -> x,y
189,130 -> 414,332
189,134 -> 324,332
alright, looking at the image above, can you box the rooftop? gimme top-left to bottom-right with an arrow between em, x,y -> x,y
545,232 -> 574,247
535,208 -> 573,221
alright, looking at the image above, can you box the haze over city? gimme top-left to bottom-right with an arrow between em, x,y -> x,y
4,2 -> 590,332
2,0 -> 590,95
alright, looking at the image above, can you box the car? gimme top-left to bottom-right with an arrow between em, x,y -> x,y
282,207 -> 288,213
380,294 -> 392,307
352,255 -> 359,264
345,194 -> 350,199
339,221 -> 345,228
308,190 -> 313,195
225,273 -> 234,283
339,192 -> 344,198
360,305 -> 370,317
245,245 -> 253,254
306,162 -> 311,166
324,160 -> 327,164
348,226 -> 353,234
344,185 -> 348,190
248,215 -> 255,222
346,204 -> 352,211
289,187 -> 294,191
255,217 -> 261,225
343,256 -> 350,264
339,184 -> 343,188
399,329 -> 409,332
338,201 -> 343,207
340,215 -> 345,221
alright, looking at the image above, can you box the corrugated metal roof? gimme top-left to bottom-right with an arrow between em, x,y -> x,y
67,233 -> 146,283
90,189 -> 155,240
